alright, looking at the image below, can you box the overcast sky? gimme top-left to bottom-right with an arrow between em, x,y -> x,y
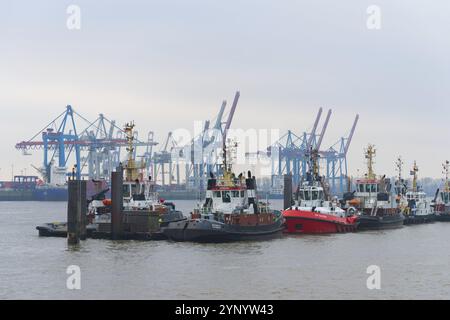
0,0 -> 449,180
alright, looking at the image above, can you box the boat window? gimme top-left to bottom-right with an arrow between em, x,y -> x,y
365,184 -> 371,192
318,190 -> 323,200
141,184 -> 146,194
122,185 -> 131,198
371,184 -> 377,193
232,191 -> 240,198
131,184 -> 138,195
213,191 -> 221,198
312,190 -> 318,200
240,191 -> 245,197
359,184 -> 364,192
304,190 -> 311,200
222,191 -> 231,203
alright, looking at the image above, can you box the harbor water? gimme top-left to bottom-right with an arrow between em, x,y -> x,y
1,200 -> 450,300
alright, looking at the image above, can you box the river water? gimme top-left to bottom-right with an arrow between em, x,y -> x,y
1,200 -> 449,300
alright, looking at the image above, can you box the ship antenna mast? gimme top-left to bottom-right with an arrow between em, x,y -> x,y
395,156 -> 404,195
443,160 -> 449,191
222,138 -> 238,173
306,146 -> 320,186
365,144 -> 376,179
395,156 -> 403,182
124,121 -> 138,182
412,161 -> 419,192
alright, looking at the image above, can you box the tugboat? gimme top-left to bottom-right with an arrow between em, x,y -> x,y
282,149 -> 359,234
162,141 -> 285,242
435,160 -> 450,221
37,122 -> 184,238
403,161 -> 435,224
90,122 -> 185,232
344,146 -> 404,230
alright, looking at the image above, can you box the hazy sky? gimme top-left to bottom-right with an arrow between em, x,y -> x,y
1,0 -> 449,180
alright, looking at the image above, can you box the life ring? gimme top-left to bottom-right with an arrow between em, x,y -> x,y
347,207 -> 357,216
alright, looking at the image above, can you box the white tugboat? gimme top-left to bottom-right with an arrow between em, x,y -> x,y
403,161 -> 435,224
344,145 -> 404,230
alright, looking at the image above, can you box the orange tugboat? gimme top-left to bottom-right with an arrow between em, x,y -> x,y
282,149 -> 358,234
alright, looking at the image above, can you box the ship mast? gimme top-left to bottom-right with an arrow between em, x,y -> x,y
443,160 -> 449,192
395,156 -> 404,195
411,161 -> 419,192
124,122 -> 141,182
221,139 -> 238,185
306,147 -> 320,184
364,144 -> 376,180
395,156 -> 403,182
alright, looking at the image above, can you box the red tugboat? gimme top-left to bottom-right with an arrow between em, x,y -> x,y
282,149 -> 359,234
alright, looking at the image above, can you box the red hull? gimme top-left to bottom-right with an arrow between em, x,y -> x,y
283,209 -> 358,234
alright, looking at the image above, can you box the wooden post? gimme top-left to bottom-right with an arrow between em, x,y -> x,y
67,180 -> 86,244
283,174 -> 293,210
111,166 -> 124,240
79,180 -> 87,240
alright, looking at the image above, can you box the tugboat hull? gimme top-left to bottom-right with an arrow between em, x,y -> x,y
283,210 -> 358,234
357,214 -> 405,230
404,214 -> 436,225
36,222 -> 97,238
162,218 -> 285,243
436,213 -> 450,222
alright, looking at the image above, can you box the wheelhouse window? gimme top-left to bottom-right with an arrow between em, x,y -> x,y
222,191 -> 231,203
232,191 -> 240,198
299,191 -> 305,200
131,184 -> 138,195
213,191 -> 221,198
304,190 -> 311,200
359,184 -> 364,192
123,185 -> 131,198
312,190 -> 318,200
240,191 -> 245,197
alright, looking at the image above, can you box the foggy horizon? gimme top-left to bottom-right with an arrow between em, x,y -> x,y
1,0 -> 449,180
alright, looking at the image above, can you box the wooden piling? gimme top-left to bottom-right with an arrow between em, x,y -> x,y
111,167 -> 124,240
283,174 -> 293,210
79,181 -> 87,240
67,180 -> 87,244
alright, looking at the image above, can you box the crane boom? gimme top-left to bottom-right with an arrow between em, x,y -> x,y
344,114 -> 359,155
316,109 -> 332,151
308,107 -> 322,148
214,101 -> 227,129
223,91 -> 240,142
